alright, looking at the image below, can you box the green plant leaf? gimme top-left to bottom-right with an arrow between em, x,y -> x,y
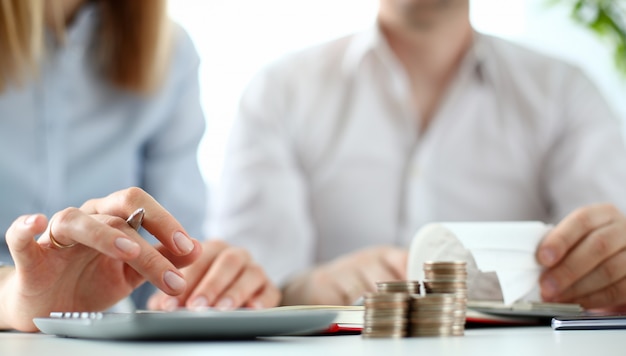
551,0 -> 626,76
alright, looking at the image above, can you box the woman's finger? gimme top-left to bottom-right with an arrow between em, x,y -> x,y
192,247 -> 250,309
244,283 -> 281,309
40,208 -> 141,261
80,187 -> 196,256
5,214 -> 48,271
200,262 -> 267,310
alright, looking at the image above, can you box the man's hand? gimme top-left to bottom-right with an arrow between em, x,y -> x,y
537,203 -> 626,310
281,246 -> 408,306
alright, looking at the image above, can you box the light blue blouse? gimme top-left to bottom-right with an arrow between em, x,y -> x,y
0,6 -> 208,264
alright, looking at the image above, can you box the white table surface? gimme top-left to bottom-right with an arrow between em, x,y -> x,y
1,326 -> 625,356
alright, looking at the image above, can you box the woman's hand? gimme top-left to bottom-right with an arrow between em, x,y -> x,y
147,240 -> 281,311
0,187 -> 202,331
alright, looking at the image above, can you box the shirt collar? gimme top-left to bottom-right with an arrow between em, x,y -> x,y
46,2 -> 97,49
340,22 -> 388,76
65,2 -> 98,47
342,23 -> 488,83
465,30 -> 488,82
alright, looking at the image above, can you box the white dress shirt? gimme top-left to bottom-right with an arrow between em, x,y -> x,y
216,25 -> 626,286
0,6 -> 208,270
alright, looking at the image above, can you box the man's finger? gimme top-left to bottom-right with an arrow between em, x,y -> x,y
380,247 -> 408,280
556,249 -> 626,303
574,276 -> 626,309
537,204 -> 618,267
539,221 -> 626,300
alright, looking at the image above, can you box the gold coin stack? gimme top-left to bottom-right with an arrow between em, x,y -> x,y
409,293 -> 461,336
376,281 -> 421,295
360,281 -> 419,338
362,292 -> 410,338
421,261 -> 468,336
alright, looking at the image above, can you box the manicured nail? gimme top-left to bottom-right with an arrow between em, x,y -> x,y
24,215 -> 37,225
164,270 -> 186,292
173,231 -> 194,254
114,237 -> 140,254
189,296 -> 208,309
251,300 -> 263,309
539,248 -> 556,266
216,297 -> 233,311
163,297 -> 179,311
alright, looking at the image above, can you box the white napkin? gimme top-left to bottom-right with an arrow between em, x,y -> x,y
407,222 -> 552,305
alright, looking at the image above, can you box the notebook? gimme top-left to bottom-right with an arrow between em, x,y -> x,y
269,301 -> 583,330
269,305 -> 364,334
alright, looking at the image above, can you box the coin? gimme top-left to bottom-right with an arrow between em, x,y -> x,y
376,281 -> 421,294
362,261 -> 468,338
361,292 -> 410,339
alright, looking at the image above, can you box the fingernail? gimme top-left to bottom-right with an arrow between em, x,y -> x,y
539,248 -> 556,266
163,297 -> 179,311
24,215 -> 37,225
216,297 -> 233,311
173,232 -> 194,254
189,296 -> 208,309
114,237 -> 140,254
164,270 -> 186,292
541,276 -> 559,297
251,300 -> 263,309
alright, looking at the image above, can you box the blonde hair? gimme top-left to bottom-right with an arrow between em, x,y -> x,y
0,0 -> 171,93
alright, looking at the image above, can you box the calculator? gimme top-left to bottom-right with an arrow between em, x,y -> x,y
33,308 -> 337,340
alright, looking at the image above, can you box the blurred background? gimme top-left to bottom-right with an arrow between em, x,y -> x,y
168,0 -> 626,192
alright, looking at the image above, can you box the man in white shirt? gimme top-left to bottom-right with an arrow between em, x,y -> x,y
217,0 -> 626,309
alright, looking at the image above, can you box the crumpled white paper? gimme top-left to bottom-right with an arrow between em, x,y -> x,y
407,222 -> 552,305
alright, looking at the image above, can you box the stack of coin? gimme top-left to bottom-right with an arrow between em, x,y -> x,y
362,292 -> 410,338
376,281 -> 421,295
421,261 -> 468,336
409,293 -> 462,336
